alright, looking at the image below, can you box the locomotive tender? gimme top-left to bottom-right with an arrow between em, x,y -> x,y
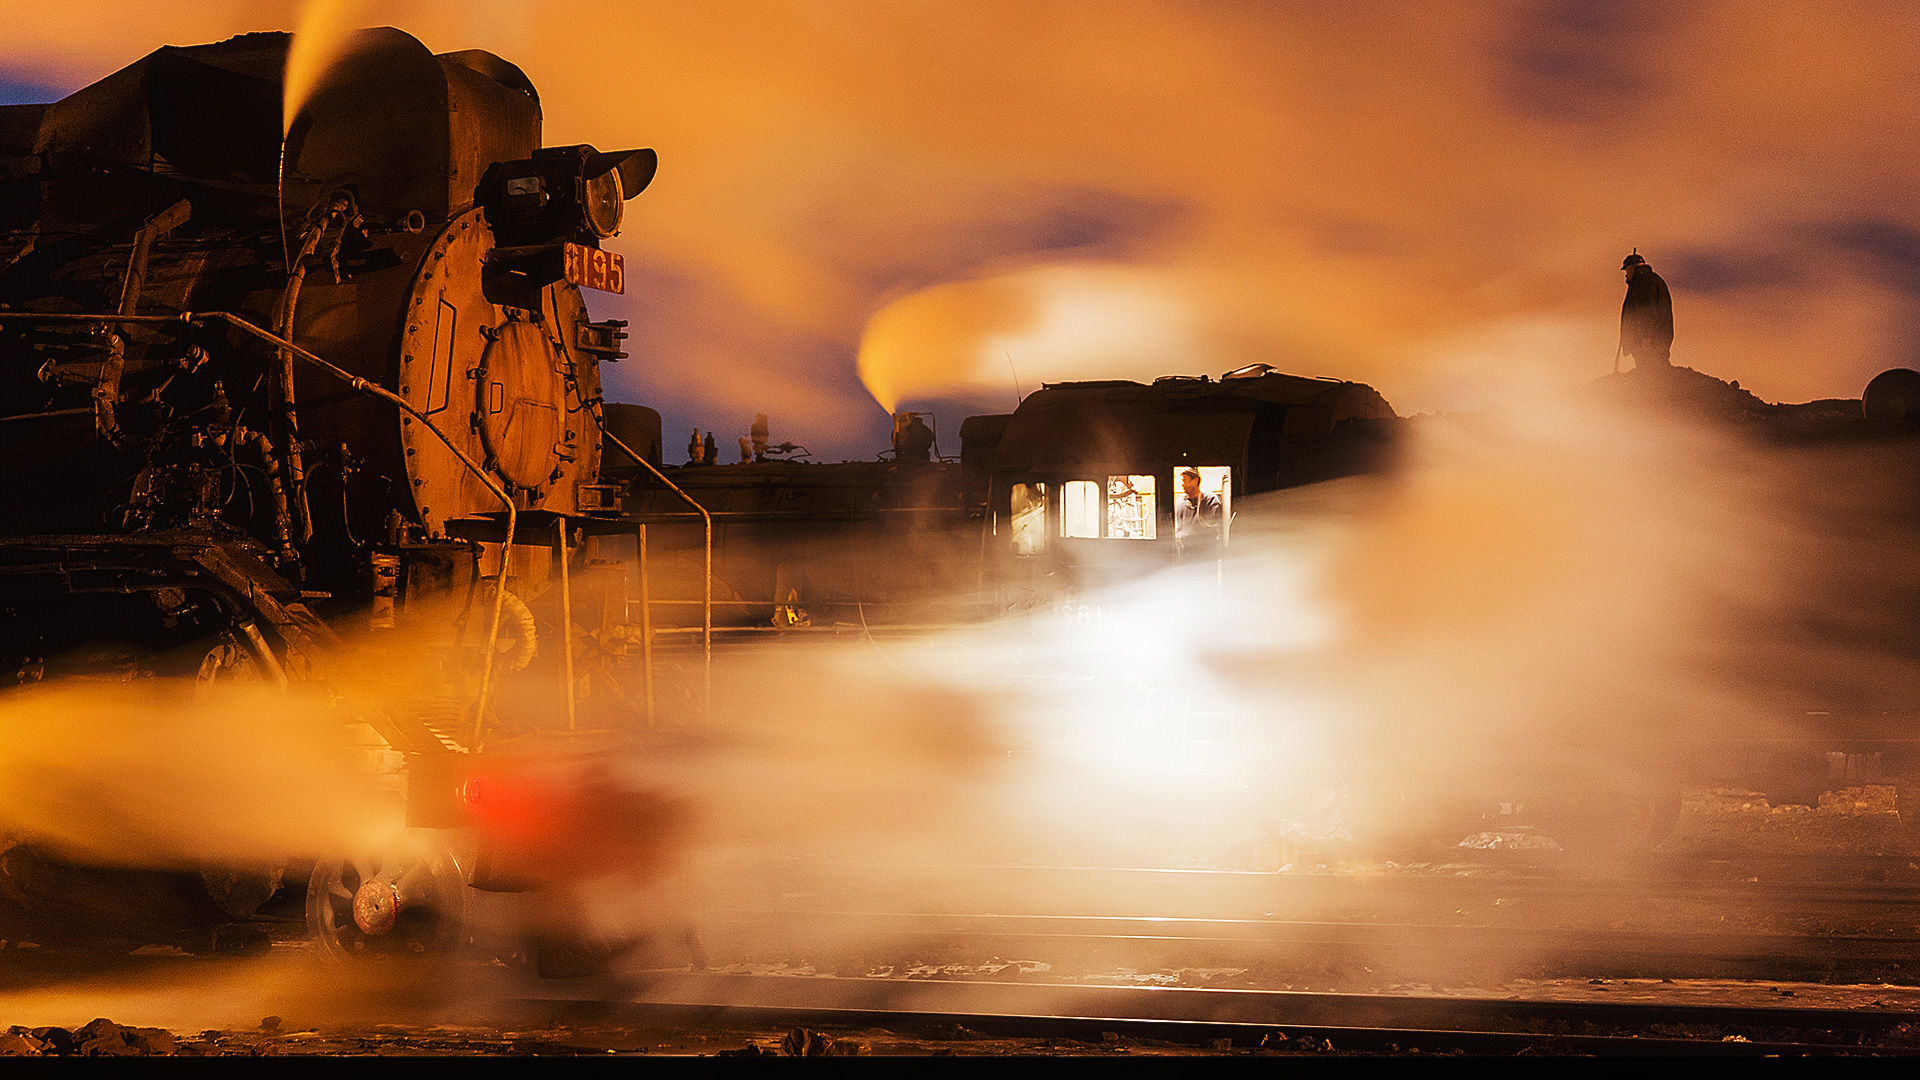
622,368 -> 1398,630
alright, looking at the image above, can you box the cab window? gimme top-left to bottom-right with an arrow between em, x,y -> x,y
1172,466 -> 1232,547
1060,480 -> 1100,538
1010,483 -> 1048,555
1106,475 -> 1156,540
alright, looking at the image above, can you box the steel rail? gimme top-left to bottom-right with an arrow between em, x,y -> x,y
492,973 -> 1920,1056
709,906 -> 1920,961
716,855 -> 1920,914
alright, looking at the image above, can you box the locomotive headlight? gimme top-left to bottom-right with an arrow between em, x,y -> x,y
481,144 -> 656,248
578,147 -> 654,240
581,166 -> 623,239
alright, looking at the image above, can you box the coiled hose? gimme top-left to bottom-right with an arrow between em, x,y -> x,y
486,584 -> 538,675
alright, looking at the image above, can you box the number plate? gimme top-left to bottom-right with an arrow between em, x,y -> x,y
563,243 -> 625,295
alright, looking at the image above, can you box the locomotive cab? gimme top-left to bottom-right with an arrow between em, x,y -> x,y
975,369 -> 1398,604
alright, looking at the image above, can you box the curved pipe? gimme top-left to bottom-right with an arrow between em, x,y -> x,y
270,192 -> 358,548
492,586 -> 537,674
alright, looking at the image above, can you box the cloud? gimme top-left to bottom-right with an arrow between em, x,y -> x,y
0,75 -> 65,105
1496,0 -> 1678,122
3,1 -> 1918,453
607,257 -> 875,453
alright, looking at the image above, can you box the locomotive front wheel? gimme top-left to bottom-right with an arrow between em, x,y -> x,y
305,835 -> 469,961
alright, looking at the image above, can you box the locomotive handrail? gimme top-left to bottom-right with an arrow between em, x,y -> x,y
587,402 -> 712,714
0,313 -> 185,325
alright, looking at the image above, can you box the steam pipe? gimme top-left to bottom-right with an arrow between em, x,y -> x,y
586,403 -> 711,715
556,514 -> 575,732
98,200 -> 190,448
272,193 -> 358,548
240,428 -> 296,554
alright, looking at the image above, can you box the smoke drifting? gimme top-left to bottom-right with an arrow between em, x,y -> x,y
0,371 -> 1911,1025
3,2 -> 1917,456
510,376 -> 1920,920
856,264 -> 1198,413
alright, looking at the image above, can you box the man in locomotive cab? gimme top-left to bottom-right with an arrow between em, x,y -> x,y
1174,468 -> 1222,560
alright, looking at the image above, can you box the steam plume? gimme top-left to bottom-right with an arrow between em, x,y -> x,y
281,0 -> 372,134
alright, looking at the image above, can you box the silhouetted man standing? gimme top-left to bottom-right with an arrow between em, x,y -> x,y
894,414 -> 934,463
1618,251 -> 1673,372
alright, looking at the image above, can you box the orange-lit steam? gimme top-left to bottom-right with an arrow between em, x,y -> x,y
281,0 -> 372,133
856,264 -> 1197,412
0,681 -> 401,866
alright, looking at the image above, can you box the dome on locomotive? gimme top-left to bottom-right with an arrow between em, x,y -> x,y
1864,368 -> 1920,426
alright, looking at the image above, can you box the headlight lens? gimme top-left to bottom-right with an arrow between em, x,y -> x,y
582,168 -> 623,238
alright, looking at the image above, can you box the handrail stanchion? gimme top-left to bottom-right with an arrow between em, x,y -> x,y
591,410 -> 711,718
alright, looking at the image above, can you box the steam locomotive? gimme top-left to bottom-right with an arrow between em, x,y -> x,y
0,28 -> 658,956
0,17 -> 1414,945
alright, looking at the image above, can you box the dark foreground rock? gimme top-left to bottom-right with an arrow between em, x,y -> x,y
0,1020 -> 175,1056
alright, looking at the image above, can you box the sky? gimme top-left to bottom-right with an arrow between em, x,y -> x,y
2,1 -> 1918,461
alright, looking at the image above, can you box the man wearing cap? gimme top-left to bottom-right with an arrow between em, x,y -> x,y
1174,468 -> 1222,561
1619,251 -> 1673,371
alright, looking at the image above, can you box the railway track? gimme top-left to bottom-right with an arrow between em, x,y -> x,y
1,925 -> 1916,1055
680,855 -> 1920,985
6,849 -> 1919,1054
704,909 -> 1920,982
490,971 -> 1920,1055
749,854 -> 1920,912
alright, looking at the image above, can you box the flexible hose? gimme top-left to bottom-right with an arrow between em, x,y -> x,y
490,585 -> 538,675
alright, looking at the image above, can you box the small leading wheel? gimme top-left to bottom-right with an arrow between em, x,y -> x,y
306,835 -> 470,961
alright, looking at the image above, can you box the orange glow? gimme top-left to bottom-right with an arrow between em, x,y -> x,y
4,2 -> 1917,448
